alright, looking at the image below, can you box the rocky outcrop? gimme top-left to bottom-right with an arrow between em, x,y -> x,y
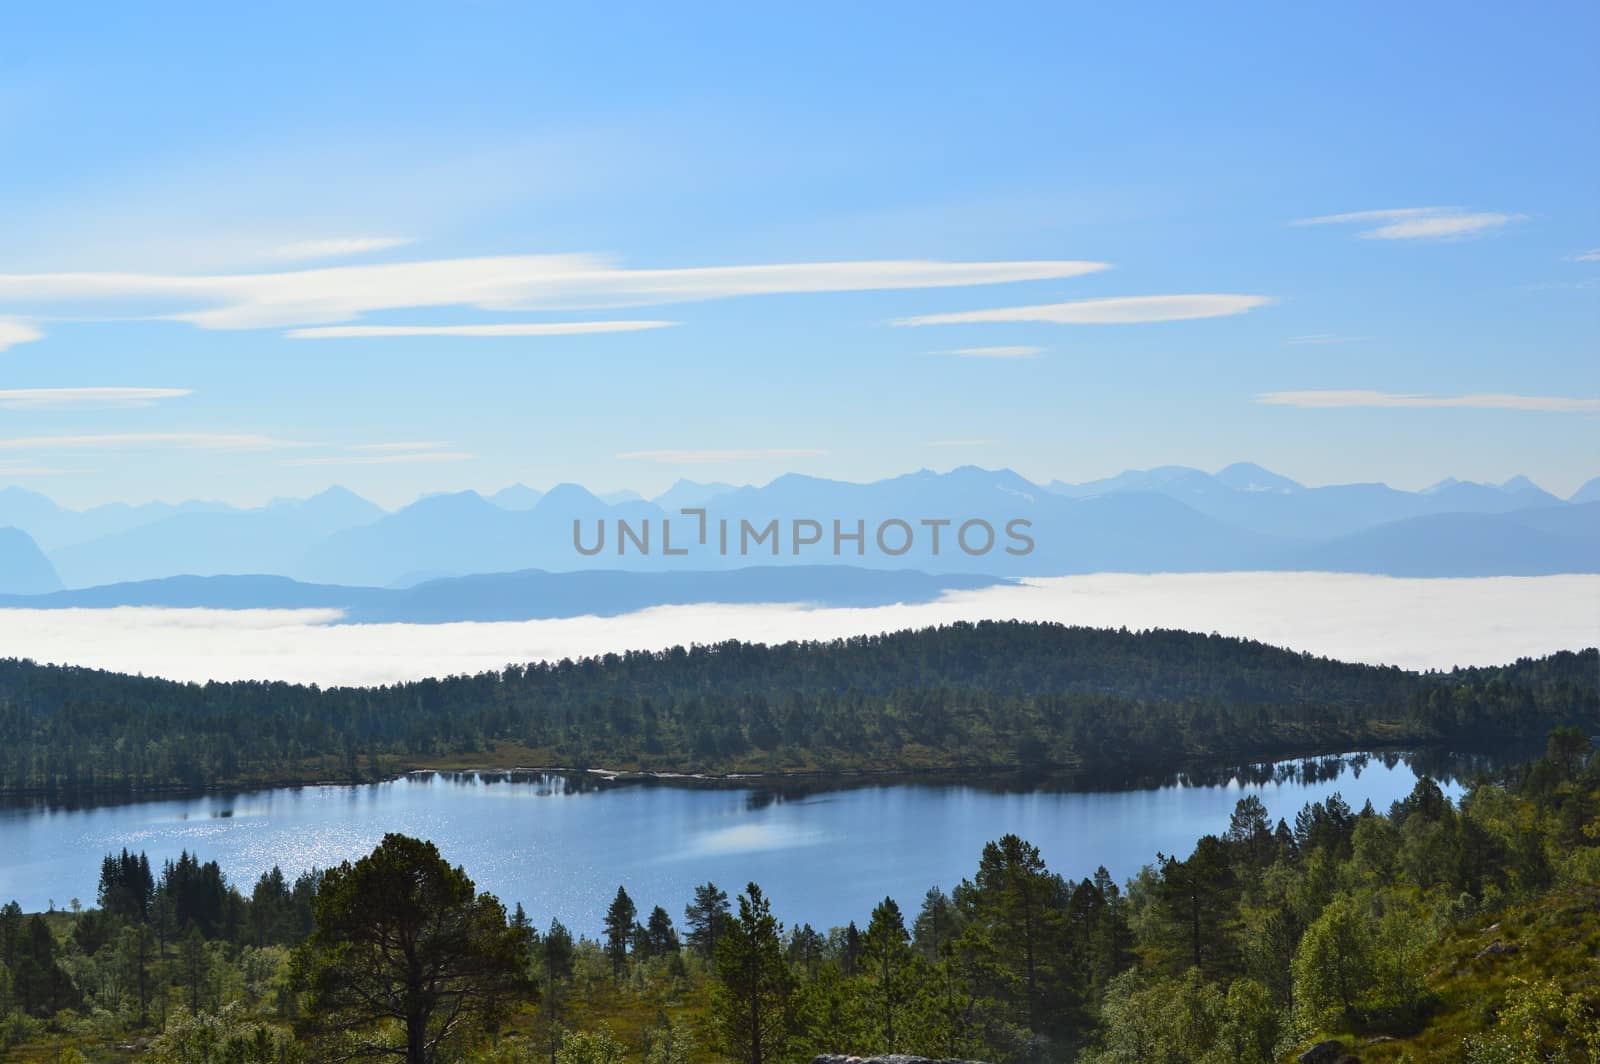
1475,939 -> 1520,959
814,1057 -> 989,1064
1298,1041 -> 1358,1064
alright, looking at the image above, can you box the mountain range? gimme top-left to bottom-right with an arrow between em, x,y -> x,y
0,566 -> 1002,623
0,464 -> 1595,596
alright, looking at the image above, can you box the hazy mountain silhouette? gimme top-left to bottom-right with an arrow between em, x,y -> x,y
651,479 -> 739,510
0,486 -> 232,552
1290,504 -> 1600,576
1569,476 -> 1600,505
0,527 -> 61,594
488,483 -> 543,509
4,465 -> 1596,589
51,487 -> 384,587
1046,464 -> 1576,540
0,566 -> 1005,622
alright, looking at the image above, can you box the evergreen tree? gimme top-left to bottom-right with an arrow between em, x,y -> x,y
604,886 -> 637,976
861,897 -> 917,1052
646,906 -> 680,956
711,883 -> 797,1064
685,882 -> 731,958
293,834 -> 534,1064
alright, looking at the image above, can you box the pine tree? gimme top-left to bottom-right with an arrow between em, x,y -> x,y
604,886 -> 637,976
685,882 -> 731,958
861,897 -> 917,1052
711,883 -> 796,1064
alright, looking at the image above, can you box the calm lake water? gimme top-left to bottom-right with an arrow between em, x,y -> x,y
0,754 -> 1469,933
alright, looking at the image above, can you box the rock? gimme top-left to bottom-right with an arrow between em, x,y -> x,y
1475,940 -> 1520,959
1298,1042 -> 1349,1064
814,1057 -> 990,1064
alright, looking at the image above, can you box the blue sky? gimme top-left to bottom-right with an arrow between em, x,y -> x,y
1,2 -> 1596,508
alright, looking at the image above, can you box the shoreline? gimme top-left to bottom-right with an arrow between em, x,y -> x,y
0,738 -> 1521,810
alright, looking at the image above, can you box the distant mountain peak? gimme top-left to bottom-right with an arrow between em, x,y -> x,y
652,479 -> 738,510
1215,462 -> 1302,494
534,482 -> 606,508
0,526 -> 62,594
489,483 -> 543,510
1571,476 -> 1600,505
1498,474 -> 1543,494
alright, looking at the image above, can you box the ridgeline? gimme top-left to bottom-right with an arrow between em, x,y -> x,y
0,621 -> 1594,797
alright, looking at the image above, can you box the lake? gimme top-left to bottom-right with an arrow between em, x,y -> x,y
0,752 -> 1468,933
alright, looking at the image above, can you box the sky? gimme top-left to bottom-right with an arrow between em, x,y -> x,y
1,2 -> 1596,508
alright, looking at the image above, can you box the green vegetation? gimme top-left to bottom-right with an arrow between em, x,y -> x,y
0,622 -> 1594,796
2,728 -> 1598,1062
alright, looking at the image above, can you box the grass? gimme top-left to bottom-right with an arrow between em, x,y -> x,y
1328,883 -> 1600,1062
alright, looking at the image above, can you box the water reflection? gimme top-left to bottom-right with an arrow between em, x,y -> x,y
0,748 -> 1525,932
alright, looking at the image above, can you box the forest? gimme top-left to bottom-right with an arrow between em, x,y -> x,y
0,622 -> 1595,796
1,727 -> 1597,1062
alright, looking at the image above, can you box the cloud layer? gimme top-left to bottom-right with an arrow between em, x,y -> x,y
896,294 -> 1272,327
0,320 -> 42,351
1256,390 -> 1600,413
0,573 -> 1587,684
0,256 -> 1109,331
1295,207 -> 1519,240
0,432 -> 298,452
266,237 -> 415,262
285,452 -> 475,467
617,448 -> 829,463
0,387 -> 192,410
286,321 -> 678,339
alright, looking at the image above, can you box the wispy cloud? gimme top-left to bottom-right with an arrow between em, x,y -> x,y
286,321 -> 678,340
350,441 -> 452,453
265,237 -> 415,262
1286,334 -> 1365,345
284,451 -> 475,467
0,320 -> 42,351
617,448 -> 829,463
1572,248 -> 1600,263
895,294 -> 1271,327
0,255 -> 1108,331
1294,207 -> 1520,240
0,386 -> 192,410
0,432 -> 300,451
931,345 -> 1044,359
1255,390 -> 1600,413
0,460 -> 85,476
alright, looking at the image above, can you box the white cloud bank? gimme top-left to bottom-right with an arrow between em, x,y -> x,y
895,294 -> 1271,327
1257,390 -> 1600,413
0,256 -> 1109,331
0,573 -> 1590,685
1294,207 -> 1520,240
0,387 -> 192,409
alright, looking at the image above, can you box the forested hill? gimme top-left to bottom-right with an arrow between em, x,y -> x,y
0,621 -> 1594,796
